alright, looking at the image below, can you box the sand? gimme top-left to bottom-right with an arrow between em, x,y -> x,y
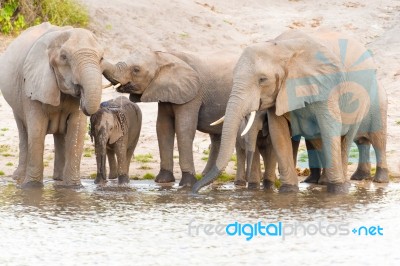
0,0 -> 399,181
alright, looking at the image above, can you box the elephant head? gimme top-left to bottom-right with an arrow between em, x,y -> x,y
102,49 -> 200,104
23,25 -> 104,115
192,30 -> 356,192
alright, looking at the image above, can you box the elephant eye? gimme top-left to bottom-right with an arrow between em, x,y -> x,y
259,77 -> 268,85
60,54 -> 67,60
133,66 -> 140,74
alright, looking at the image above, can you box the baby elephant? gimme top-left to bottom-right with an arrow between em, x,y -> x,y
89,96 -> 142,184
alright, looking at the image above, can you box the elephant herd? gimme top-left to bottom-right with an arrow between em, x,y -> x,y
0,22 -> 388,194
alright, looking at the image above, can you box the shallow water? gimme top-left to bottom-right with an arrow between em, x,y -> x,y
0,178 -> 399,265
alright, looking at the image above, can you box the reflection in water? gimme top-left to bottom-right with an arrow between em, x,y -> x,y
0,178 -> 399,265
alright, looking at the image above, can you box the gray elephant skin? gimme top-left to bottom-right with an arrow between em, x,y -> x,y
102,49 -> 239,187
0,22 -> 104,188
193,29 -> 388,194
89,96 -> 142,185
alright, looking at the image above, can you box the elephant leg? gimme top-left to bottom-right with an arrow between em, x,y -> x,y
61,111 -> 86,187
53,134 -> 65,181
126,148 -> 135,176
12,114 -> 27,182
370,131 -> 389,183
260,137 -> 277,190
267,108 -> 298,192
350,138 -> 371,181
315,111 -> 350,193
234,138 -> 246,187
115,143 -> 129,184
23,110 -> 48,188
107,149 -> 118,180
155,103 -> 175,183
202,134 -> 221,176
174,104 -> 198,187
302,139 -> 322,184
247,147 -> 261,189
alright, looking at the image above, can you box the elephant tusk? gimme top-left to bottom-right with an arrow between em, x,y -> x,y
210,116 -> 225,126
241,111 -> 256,137
102,83 -> 121,90
102,83 -> 112,89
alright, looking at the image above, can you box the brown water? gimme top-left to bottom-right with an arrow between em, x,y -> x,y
0,178 -> 399,265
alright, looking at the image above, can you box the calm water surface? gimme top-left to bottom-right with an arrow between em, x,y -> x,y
0,178 -> 399,265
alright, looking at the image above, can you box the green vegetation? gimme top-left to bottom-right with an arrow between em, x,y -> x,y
0,0 -> 89,35
1,153 -> 13,157
43,160 -> 49,167
89,172 -> 97,179
6,162 -> 13,166
0,170 -> 4,176
370,167 -> 376,176
195,173 -> 202,180
201,155 -> 209,161
83,146 -> 94,157
143,173 -> 155,180
396,120 -> 400,126
0,145 -> 10,153
179,32 -> 189,38
349,147 -> 359,159
134,153 -> 154,163
298,152 -> 308,163
139,165 -> 152,170
0,128 -> 9,131
274,178 -> 281,188
216,172 -> 235,182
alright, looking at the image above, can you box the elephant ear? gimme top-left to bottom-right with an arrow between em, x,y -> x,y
23,28 -> 71,106
109,109 -> 126,144
275,37 -> 345,116
140,52 -> 200,104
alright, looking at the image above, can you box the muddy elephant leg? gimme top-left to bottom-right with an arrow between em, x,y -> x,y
174,103 -> 199,187
259,137 -> 277,190
370,131 -> 389,183
107,149 -> 118,180
155,103 -> 175,183
23,109 -> 48,188
234,138 -> 246,187
247,148 -> 261,189
115,142 -> 129,184
61,111 -> 86,187
202,134 -> 221,176
53,134 -> 65,181
303,139 -> 322,184
350,138 -> 371,181
267,108 -> 299,192
12,114 -> 27,182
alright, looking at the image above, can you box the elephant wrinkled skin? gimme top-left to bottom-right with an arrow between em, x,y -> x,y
90,96 -> 142,185
0,23 -> 104,188
103,49 -> 239,187
193,29 -> 388,194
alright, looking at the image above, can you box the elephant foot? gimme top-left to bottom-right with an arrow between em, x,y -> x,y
327,182 -> 350,193
279,184 -> 299,193
155,169 -> 175,183
179,172 -> 197,187
247,182 -> 260,190
302,168 -> 321,183
94,175 -> 107,185
21,180 -> 44,189
262,179 -> 275,191
118,174 -> 130,185
53,176 -> 63,181
12,169 -> 25,181
350,168 -> 371,181
54,179 -> 83,189
373,167 -> 389,183
108,175 -> 118,180
234,179 -> 247,187
318,174 -> 329,185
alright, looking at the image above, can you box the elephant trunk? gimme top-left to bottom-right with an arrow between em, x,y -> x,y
102,59 -> 126,85
95,129 -> 108,181
193,82 -> 259,193
74,52 -> 103,115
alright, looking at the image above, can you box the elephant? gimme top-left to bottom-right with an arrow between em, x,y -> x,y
89,96 -> 142,185
193,29 -> 388,193
0,22 -> 105,188
102,49 -> 239,187
234,110 -> 278,190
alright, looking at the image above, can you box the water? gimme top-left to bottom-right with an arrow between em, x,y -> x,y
0,178 -> 399,265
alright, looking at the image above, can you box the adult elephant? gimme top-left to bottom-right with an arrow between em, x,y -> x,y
193,29 -> 388,193
102,49 -> 239,186
0,22 -> 104,188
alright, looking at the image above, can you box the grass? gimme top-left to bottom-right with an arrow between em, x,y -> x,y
0,128 -> 8,131
195,173 -> 203,180
6,162 -> 13,166
216,172 -> 235,182
179,32 -> 189,38
83,146 -> 94,157
143,173 -> 155,180
201,156 -> 209,161
134,153 -> 154,163
0,170 -> 4,176
2,153 -> 13,157
298,152 -> 308,163
396,120 -> 400,126
139,165 -> 152,170
370,167 -> 376,176
0,145 -> 10,153
89,172 -> 97,179
203,149 -> 210,155
43,160 -> 49,167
